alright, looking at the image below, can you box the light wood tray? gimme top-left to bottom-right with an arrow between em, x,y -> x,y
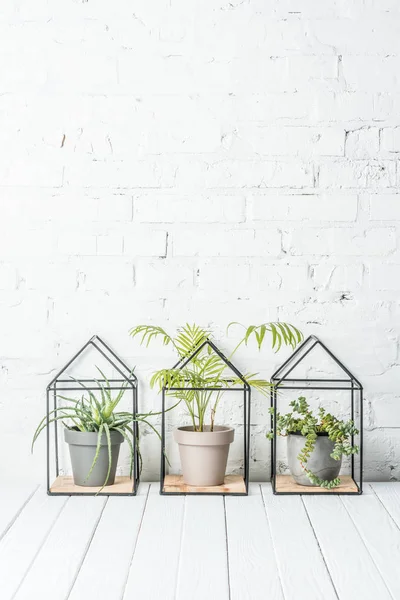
275,474 -> 359,494
163,474 -> 246,494
50,476 -> 135,495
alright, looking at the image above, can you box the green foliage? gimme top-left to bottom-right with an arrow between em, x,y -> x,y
267,396 -> 359,489
32,368 -> 162,492
130,322 -> 303,433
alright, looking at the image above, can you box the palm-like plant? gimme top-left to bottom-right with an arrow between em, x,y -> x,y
32,369 -> 161,490
130,322 -> 303,432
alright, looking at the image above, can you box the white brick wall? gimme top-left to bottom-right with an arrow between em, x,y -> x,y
1,0 -> 400,483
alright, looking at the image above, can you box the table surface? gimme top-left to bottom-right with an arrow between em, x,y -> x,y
1,481 -> 399,600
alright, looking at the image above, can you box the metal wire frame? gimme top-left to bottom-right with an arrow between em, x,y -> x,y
160,339 -> 251,496
270,335 -> 363,496
46,335 -> 139,497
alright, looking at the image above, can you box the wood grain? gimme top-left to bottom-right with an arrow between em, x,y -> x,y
124,484 -> 185,600
0,487 -> 67,600
275,474 -> 359,494
262,485 -> 337,600
176,496 -> 230,600
163,474 -> 246,494
225,484 -> 284,600
50,475 -> 135,495
303,494 -> 391,600
342,484 -> 400,598
69,485 -> 150,600
14,496 -> 106,600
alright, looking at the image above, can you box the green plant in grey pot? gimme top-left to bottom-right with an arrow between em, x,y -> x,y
32,371 -> 160,490
268,396 -> 359,489
130,322 -> 303,487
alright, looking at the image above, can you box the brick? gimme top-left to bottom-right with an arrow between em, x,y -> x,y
198,260 -> 251,293
96,234 -> 124,256
0,156 -> 63,187
242,126 -> 344,157
206,160 -> 313,189
345,129 -> 380,159
370,195 -> 400,220
249,194 -> 358,221
124,230 -> 167,257
381,127 -> 400,154
76,258 -> 135,292
21,262 -> 77,293
64,159 -> 176,189
0,263 -> 18,290
173,229 -> 282,257
58,233 -> 97,256
253,265 -> 309,291
343,56 -> 400,92
369,265 -> 400,290
134,258 -> 195,291
318,160 -> 396,189
311,264 -> 363,290
0,230 -> 54,258
134,196 -> 245,223
287,227 -> 396,256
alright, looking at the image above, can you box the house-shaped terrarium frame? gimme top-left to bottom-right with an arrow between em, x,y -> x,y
270,335 -> 363,495
160,339 -> 251,496
46,335 -> 139,496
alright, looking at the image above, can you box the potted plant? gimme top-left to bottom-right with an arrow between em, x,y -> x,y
268,396 -> 359,489
130,322 -> 303,487
32,370 -> 160,490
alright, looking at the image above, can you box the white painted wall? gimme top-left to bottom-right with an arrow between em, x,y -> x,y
1,0 -> 399,482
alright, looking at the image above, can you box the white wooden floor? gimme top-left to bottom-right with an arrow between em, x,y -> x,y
1,483 -> 400,600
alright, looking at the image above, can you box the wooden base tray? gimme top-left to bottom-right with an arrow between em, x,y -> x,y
50,476 -> 136,495
163,474 -> 247,495
275,474 -> 360,494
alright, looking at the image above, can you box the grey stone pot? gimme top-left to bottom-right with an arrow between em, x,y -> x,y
287,432 -> 342,486
174,426 -> 234,486
64,428 -> 124,487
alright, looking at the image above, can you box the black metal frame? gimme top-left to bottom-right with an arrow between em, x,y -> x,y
46,335 -> 139,496
160,339 -> 251,496
270,335 -> 363,495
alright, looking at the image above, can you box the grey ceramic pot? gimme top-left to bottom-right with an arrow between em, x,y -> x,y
287,432 -> 342,486
174,426 -> 234,486
64,429 -> 124,487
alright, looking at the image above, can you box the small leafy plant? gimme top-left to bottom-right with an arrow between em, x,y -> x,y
32,369 -> 161,490
268,396 -> 359,489
130,322 -> 303,432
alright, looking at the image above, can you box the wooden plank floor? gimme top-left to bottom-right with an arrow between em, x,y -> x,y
1,482 -> 400,600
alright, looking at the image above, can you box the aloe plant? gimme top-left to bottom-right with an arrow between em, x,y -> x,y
32,369 -> 161,490
130,322 -> 303,432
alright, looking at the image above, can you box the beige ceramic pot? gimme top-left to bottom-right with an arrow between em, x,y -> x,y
174,425 -> 235,486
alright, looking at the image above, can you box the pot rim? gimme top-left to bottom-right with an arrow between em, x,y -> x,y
176,425 -> 234,433
288,431 -> 330,437
174,425 -> 235,446
64,428 -> 124,446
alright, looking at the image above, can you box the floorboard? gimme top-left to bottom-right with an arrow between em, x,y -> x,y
262,485 -> 337,600
225,484 -> 283,600
371,482 -> 400,528
2,481 -> 400,600
0,487 -> 67,600
14,496 -> 106,600
175,495 -> 230,600
0,483 -> 38,542
69,484 -> 150,600
123,484 -> 185,600
303,494 -> 392,600
341,484 -> 400,599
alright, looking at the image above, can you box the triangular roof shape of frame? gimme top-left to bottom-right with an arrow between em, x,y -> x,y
271,335 -> 362,389
47,335 -> 137,391
167,338 -> 250,390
